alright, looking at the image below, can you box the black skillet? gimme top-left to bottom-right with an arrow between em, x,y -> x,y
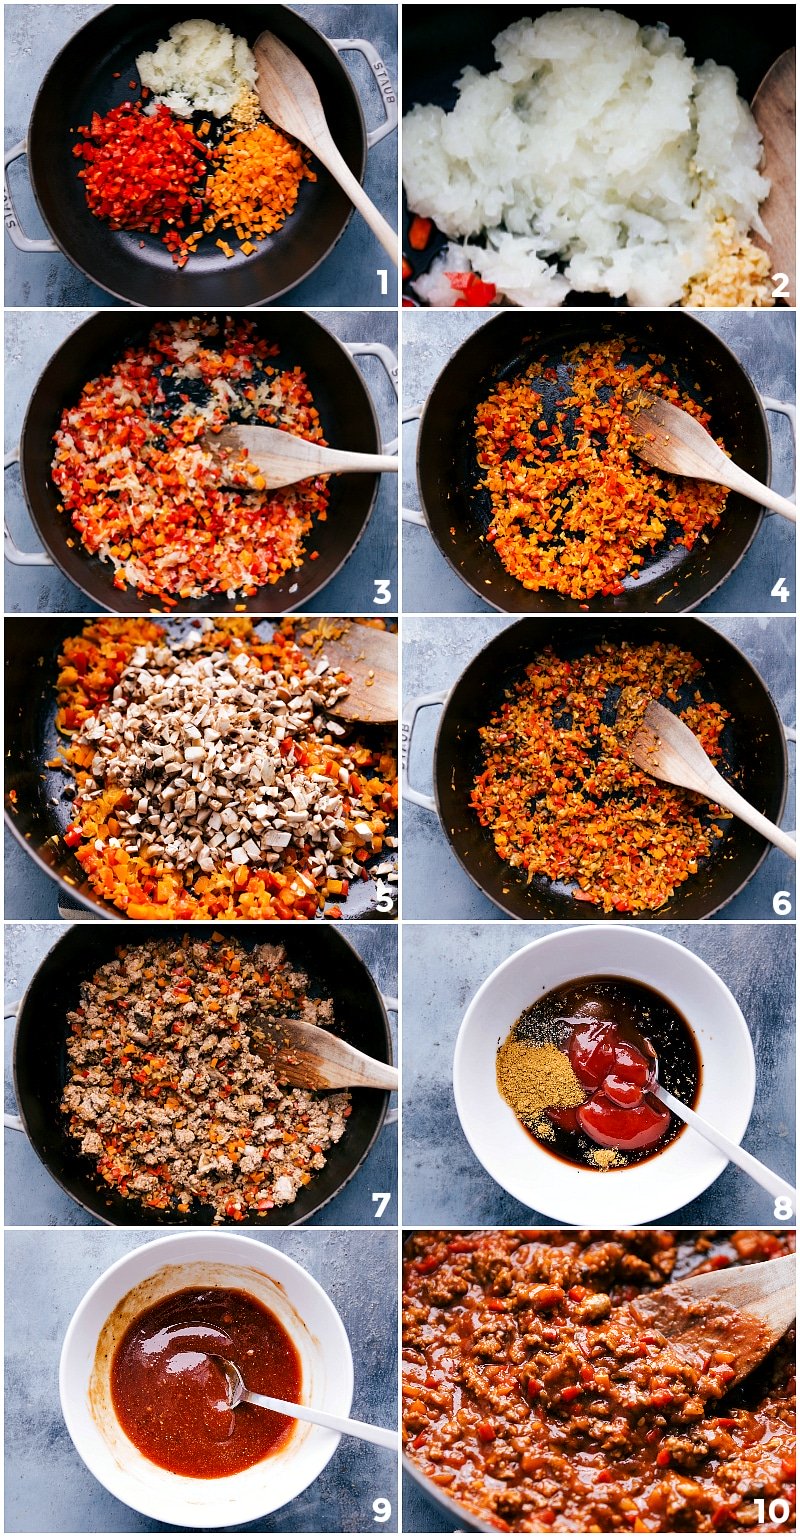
12,309 -> 393,614
402,4 -> 796,302
11,4 -> 389,306
5,616 -> 398,920
402,617 -> 789,920
410,310 -> 786,614
7,922 -> 393,1226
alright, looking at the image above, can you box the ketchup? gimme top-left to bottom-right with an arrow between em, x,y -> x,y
567,1016 -> 671,1151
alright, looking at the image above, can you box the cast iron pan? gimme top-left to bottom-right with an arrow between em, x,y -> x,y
404,617 -> 789,920
402,5 -> 795,302
5,616 -> 398,920
412,311 -> 783,614
23,4 -> 371,305
15,309 -> 388,614
9,922 -> 393,1226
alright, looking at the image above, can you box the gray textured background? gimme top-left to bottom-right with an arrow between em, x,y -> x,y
4,1228 -> 398,1532
402,309 -> 796,615
4,922 -> 397,1228
3,308 -> 399,612
402,615 -> 796,920
4,4 -> 398,308
401,920 -> 795,1227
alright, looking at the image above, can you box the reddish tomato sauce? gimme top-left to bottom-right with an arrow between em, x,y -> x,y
111,1287 -> 301,1477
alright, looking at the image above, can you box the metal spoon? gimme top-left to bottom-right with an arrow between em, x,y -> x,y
652,1081 -> 797,1208
630,698 -> 797,860
210,1355 -> 398,1451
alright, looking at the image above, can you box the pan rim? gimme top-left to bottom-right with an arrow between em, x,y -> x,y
16,307 -> 384,614
10,920 -> 392,1227
425,614 -> 790,921
413,310 -> 772,615
24,2 -> 369,307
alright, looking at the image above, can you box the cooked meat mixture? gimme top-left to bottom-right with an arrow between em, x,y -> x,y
62,936 -> 351,1220
403,1230 -> 796,1533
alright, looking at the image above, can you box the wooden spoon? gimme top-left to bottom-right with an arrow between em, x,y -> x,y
250,1015 -> 398,1091
209,424 -> 398,491
629,1253 -> 796,1389
752,49 -> 796,304
630,699 -> 796,861
312,622 -> 397,725
623,391 -> 796,522
254,31 -> 398,264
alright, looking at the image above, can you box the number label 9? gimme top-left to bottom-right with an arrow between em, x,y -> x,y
373,1497 -> 392,1523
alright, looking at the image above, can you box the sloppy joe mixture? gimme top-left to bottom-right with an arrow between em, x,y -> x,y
62,936 -> 350,1220
470,639 -> 730,913
473,339 -> 729,602
403,1229 -> 796,1533
496,977 -> 700,1170
111,1286 -> 300,1476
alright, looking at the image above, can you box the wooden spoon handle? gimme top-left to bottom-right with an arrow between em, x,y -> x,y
313,133 -> 398,263
243,1390 -> 398,1450
656,1086 -> 797,1205
721,462 -> 797,522
705,773 -> 797,859
308,447 -> 399,476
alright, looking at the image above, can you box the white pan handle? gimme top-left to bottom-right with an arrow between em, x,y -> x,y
761,396 -> 796,514
329,39 -> 398,149
402,691 -> 445,811
346,343 -> 398,453
402,407 -> 426,525
5,447 -> 53,564
3,1001 -> 24,1132
4,139 -> 59,253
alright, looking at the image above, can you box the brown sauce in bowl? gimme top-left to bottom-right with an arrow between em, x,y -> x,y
500,975 -> 701,1170
111,1286 -> 301,1477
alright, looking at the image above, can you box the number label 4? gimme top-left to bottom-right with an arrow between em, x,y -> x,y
771,577 -> 791,604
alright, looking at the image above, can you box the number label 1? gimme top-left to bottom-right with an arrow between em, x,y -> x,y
373,1498 -> 392,1523
773,890 -> 793,916
771,577 -> 791,604
376,268 -> 388,295
774,1196 -> 794,1221
754,1498 -> 791,1525
772,273 -> 790,301
373,578 -> 391,605
372,1192 -> 391,1219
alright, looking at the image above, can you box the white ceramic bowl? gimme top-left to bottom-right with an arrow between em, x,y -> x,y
453,926 -> 755,1225
59,1232 -> 354,1528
